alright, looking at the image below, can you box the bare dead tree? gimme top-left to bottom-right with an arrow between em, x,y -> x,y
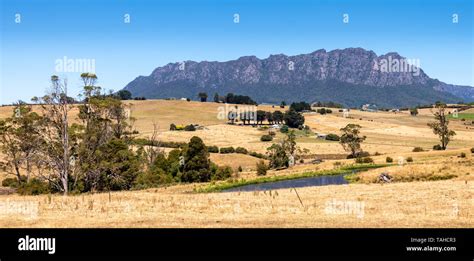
34,76 -> 72,195
145,123 -> 162,165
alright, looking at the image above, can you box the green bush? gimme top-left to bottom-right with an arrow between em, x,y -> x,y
132,138 -> 187,148
17,178 -> 50,195
412,147 -> 424,152
319,108 -> 332,113
1,176 -> 27,187
317,108 -> 328,115
2,177 -> 20,187
260,135 -> 273,142
207,146 -> 219,153
134,169 -> 172,189
256,160 -> 268,176
406,157 -> 414,162
433,144 -> 443,150
212,166 -> 233,181
219,147 -> 235,154
249,151 -> 266,159
184,124 -> 196,131
471,147 -> 474,153
169,123 -> 177,131
347,151 -> 370,159
325,133 -> 340,141
235,147 -> 248,154
280,125 -> 289,133
162,141 -> 186,148
355,157 -> 374,164
237,166 -> 243,172
386,157 -> 393,163
460,152 -> 466,158
358,151 -> 371,158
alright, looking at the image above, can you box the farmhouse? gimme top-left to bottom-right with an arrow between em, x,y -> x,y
316,133 -> 327,139
361,104 -> 378,112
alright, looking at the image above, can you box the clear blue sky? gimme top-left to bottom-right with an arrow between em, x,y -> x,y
1,0 -> 473,104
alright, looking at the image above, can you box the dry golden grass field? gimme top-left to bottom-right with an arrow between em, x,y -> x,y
0,100 -> 473,227
0,179 -> 471,228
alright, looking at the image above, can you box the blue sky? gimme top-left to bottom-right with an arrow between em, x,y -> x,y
0,0 -> 472,104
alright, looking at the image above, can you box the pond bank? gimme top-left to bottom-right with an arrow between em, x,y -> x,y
195,163 -> 390,193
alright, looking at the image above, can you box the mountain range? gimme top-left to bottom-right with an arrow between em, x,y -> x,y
123,48 -> 474,108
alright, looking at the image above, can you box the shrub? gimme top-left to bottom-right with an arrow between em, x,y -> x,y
460,152 -> 466,158
134,169 -> 172,189
374,152 -> 381,156
471,147 -> 474,153
249,151 -> 266,159
237,166 -> 243,172
219,147 -> 235,154
169,123 -> 177,131
235,147 -> 248,154
268,130 -> 276,136
161,141 -> 187,148
412,147 -> 424,152
317,108 -> 328,115
433,144 -> 443,150
207,146 -> 219,153
355,157 -> 374,164
280,125 -> 289,133
212,166 -> 233,181
260,135 -> 273,142
17,178 -> 50,195
386,157 -> 393,163
184,124 -> 196,131
256,160 -> 268,176
325,133 -> 340,141
347,151 -> 370,159
406,157 -> 414,162
133,138 -> 186,148
2,177 -> 21,187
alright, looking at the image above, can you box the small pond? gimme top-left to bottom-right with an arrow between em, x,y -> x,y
223,173 -> 351,192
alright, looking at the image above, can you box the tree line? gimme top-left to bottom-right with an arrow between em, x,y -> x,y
197,92 -> 258,105
0,74 -> 231,195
